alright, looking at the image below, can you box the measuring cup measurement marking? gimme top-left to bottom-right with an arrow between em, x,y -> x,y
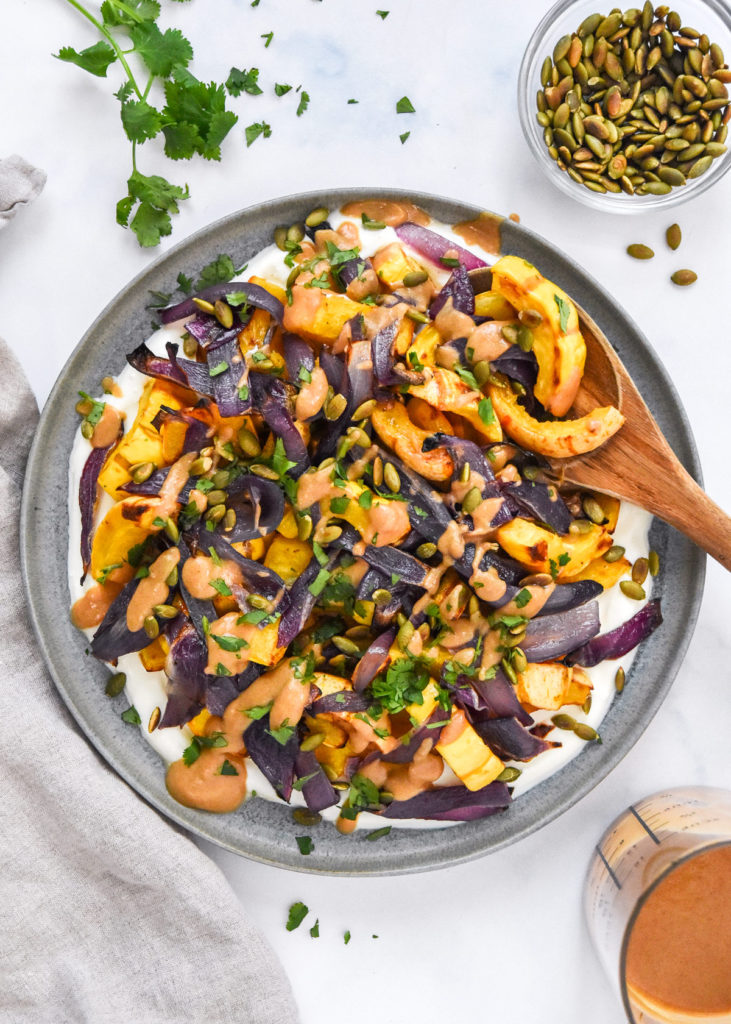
628,806 -> 661,845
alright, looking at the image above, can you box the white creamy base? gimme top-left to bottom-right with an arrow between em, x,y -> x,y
68,213 -> 653,828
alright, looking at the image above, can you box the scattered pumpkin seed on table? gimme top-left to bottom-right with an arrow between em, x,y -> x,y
535,3 -> 731,197
627,243 -> 655,259
671,268 -> 698,285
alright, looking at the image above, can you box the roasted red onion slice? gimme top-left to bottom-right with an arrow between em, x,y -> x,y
565,599 -> 663,667
395,222 -> 488,271
79,443 -> 115,579
522,602 -> 601,662
243,716 -> 298,801
158,281 -> 284,326
381,781 -> 511,821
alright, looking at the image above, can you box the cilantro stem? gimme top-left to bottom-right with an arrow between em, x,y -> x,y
62,0 -> 145,100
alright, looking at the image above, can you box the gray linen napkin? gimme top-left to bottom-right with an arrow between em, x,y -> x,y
0,166 -> 299,1024
0,155 -> 46,226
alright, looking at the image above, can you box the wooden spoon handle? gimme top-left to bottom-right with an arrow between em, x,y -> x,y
646,465 -> 731,571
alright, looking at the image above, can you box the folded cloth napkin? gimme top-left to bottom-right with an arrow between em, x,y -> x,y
0,154 -> 46,226
0,161 -> 299,1024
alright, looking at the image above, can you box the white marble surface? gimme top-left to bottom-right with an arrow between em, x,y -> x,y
3,0 -> 730,1021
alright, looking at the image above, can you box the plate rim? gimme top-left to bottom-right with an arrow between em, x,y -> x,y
20,186 -> 706,875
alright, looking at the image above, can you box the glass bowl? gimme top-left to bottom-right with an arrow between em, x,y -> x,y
517,0 -> 731,212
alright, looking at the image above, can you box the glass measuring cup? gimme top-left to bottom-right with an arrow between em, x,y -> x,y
584,786 -> 731,1023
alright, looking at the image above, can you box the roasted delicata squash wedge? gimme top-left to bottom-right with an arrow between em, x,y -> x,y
407,367 -> 503,443
496,516 -> 612,578
488,380 -> 624,458
490,254 -> 586,417
371,401 -> 454,481
516,662 -> 592,711
283,285 -> 371,345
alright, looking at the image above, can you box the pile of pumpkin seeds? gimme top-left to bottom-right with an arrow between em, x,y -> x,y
536,3 -> 730,195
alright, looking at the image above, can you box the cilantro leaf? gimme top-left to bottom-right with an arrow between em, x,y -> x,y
271,437 -> 297,477
121,705 -> 141,725
182,738 -> 201,766
396,95 -> 415,114
296,835 -> 314,855
209,577 -> 233,597
162,121 -> 202,160
244,702 -> 273,720
308,568 -> 330,597
215,663 -> 232,676
237,609 -> 268,625
376,10 -> 389,18
218,759 -> 239,776
77,391 -> 105,426
162,78 -> 237,161
309,919 -> 320,938
399,131 -> 411,144
130,22 -> 193,77
370,655 -> 430,714
274,82 -> 292,96
454,364 -> 480,389
211,633 -> 249,652
128,169 -> 189,211
478,396 -> 495,426
177,271 -> 193,294
266,720 -> 296,745
358,490 -> 373,509
129,201 -> 173,247
554,294 -> 571,332
209,360 -> 229,377
329,496 -> 349,515
245,121 -> 272,147
195,254 -> 236,290
344,930 -> 351,945
226,66 -> 263,97
120,99 -> 162,143
261,31 -> 274,48
296,91 -> 310,116
286,901 -> 308,931
514,588 -> 531,609
55,42 -> 117,77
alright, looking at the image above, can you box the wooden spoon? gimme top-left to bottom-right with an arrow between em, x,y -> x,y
467,268 -> 731,570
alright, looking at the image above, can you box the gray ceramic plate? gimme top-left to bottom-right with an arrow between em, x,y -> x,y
21,188 -> 705,875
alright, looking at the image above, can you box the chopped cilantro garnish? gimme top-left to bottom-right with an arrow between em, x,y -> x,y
237,609 -> 268,625
554,294 -> 571,332
358,490 -> 373,509
121,706 -> 141,725
266,720 -> 296,745
308,568 -> 331,597
399,131 -> 410,144
296,90 -> 310,116
396,95 -> 415,114
260,30 -> 274,47
211,633 -> 249,652
296,835 -> 314,855
478,396 -> 495,426
218,759 -> 238,776
209,577 -> 232,597
312,540 -> 329,566
244,702 -> 273,721
329,496 -> 349,514
454,364 -> 480,389
558,552 -> 571,566
370,655 -> 430,714
344,930 -> 351,945
286,901 -> 308,931
245,121 -> 272,147
376,10 -> 389,18
274,82 -> 292,96
440,256 -> 460,268
238,383 -> 250,401
361,213 -> 386,230
226,66 -> 262,97
208,546 -> 222,566
209,360 -> 228,377
215,662 -> 232,676
309,919 -> 320,938
292,771 -> 319,791
77,391 -> 105,426
514,588 -> 532,609
298,366 -> 312,384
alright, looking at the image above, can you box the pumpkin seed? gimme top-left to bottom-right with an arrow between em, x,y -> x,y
105,671 -> 126,698
406,308 -> 429,324
148,706 -> 161,733
206,489 -> 227,508
372,588 -> 393,608
192,297 -> 216,315
615,666 -> 626,693
620,579 -> 646,600
332,635 -> 361,656
130,461 -> 155,484
293,807 -> 322,826
501,658 -> 517,685
496,766 -> 522,783
165,565 -> 178,587
403,270 -> 429,288
214,300 -> 233,329
273,225 -> 288,250
224,508 -> 236,531
462,487 -> 483,514
296,514 -> 312,542
319,524 -> 343,544
206,504 -> 226,524
648,549 -> 660,576
627,243 -> 655,259
666,222 -> 682,249
512,649 -> 528,674
604,544 -> 626,562
237,427 -> 261,457
670,268 -> 697,285
384,462 -> 401,493
144,615 -> 159,640
574,722 -> 600,742
473,359 -> 492,386
582,693 -> 593,715
518,308 -> 543,328
582,495 -> 606,524
632,557 -> 649,584
459,462 -> 471,483
569,518 -> 594,535
189,455 -> 212,476
397,620 -> 415,651
305,206 -> 329,228
416,542 -> 437,559
352,398 -> 376,420
372,456 -> 383,488
551,713 -> 577,730
80,420 -> 94,440
516,325 -> 534,352
541,56 -> 553,87
325,393 -> 347,420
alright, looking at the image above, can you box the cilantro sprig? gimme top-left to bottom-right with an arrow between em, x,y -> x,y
56,0 -> 239,246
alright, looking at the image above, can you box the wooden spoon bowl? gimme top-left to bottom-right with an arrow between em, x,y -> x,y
468,268 -> 731,570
